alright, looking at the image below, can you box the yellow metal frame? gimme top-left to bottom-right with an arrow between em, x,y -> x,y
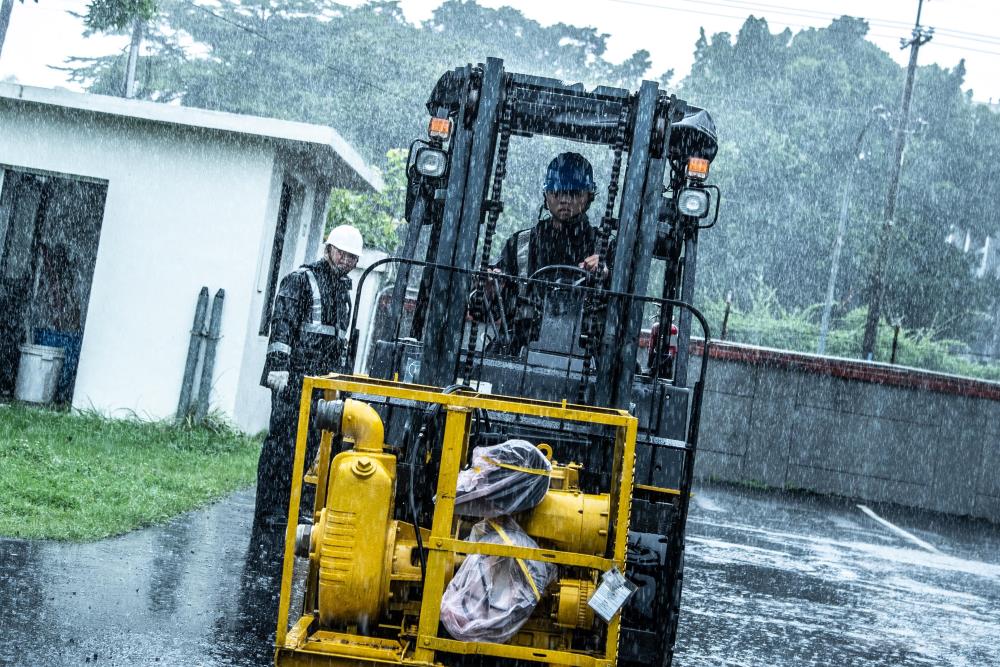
275,374 -> 639,667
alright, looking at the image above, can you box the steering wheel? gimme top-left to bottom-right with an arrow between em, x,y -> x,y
528,264 -> 590,287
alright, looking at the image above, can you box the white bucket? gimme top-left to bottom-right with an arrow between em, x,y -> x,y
15,344 -> 66,404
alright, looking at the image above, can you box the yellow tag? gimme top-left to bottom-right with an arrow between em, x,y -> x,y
488,520 -> 541,601
483,456 -> 548,476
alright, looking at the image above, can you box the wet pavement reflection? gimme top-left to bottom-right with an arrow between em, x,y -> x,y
1,484 -> 998,666
0,488 -> 277,667
675,486 -> 1000,666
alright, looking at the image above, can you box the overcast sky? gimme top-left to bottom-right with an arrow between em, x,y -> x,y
2,0 -> 998,102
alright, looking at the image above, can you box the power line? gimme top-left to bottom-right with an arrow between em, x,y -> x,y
709,0 -> 1000,44
925,27 -> 1000,46
189,0 -> 953,117
930,26 -> 1000,46
606,0 -> 1000,62
181,0 -> 268,39
153,0 -> 1000,112
924,40 -> 1000,57
672,0 -> 919,29
670,0 -> 920,29
650,0 -> 1000,44
606,0 -> 1000,50
686,92 -> 857,117
606,0 -> 823,28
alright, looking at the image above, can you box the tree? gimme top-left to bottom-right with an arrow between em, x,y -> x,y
327,149 -> 407,252
66,0 -> 657,244
83,0 -> 158,98
63,4 -> 1000,355
680,15 -> 996,343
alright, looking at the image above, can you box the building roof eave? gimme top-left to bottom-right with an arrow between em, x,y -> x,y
0,82 -> 383,193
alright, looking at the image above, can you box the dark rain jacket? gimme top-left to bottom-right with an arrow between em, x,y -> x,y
261,259 -> 353,389
492,213 -> 598,281
486,214 -> 607,353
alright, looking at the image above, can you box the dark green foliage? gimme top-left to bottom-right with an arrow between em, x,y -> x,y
63,3 -> 1000,365
84,0 -> 157,31
67,0 -> 652,156
681,16 -> 996,345
702,289 -> 1000,381
65,0 -> 657,249
327,148 -> 407,251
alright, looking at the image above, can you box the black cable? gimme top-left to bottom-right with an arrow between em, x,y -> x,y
615,0 -> 1000,45
407,383 -> 467,585
407,421 -> 430,586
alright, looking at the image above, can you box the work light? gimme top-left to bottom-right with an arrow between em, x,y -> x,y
415,148 -> 448,178
677,188 -> 710,218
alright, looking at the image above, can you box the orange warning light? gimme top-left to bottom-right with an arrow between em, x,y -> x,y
428,117 -> 452,140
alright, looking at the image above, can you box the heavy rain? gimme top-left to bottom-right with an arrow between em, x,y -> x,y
1,1 -> 999,667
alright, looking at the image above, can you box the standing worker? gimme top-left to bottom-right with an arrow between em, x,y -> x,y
249,223 -> 363,558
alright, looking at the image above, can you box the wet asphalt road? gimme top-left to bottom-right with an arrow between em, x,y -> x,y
677,488 -> 1000,666
1,484 -> 998,667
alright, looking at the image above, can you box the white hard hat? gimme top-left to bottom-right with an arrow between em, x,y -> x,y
326,224 -> 364,257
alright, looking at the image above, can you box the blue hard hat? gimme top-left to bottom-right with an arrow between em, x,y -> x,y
544,152 -> 595,193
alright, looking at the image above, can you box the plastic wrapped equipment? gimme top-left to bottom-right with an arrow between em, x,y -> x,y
454,440 -> 552,518
440,516 -> 557,643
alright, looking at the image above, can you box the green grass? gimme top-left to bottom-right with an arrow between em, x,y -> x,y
0,404 -> 262,541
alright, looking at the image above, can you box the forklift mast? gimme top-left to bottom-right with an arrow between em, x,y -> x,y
375,58 -> 718,407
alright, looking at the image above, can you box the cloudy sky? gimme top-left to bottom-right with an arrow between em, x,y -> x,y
2,0 -> 997,101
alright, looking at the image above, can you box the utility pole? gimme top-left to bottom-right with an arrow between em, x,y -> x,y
861,0 -> 933,359
818,106 -> 888,355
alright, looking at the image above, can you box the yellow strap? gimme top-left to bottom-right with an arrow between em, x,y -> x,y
487,520 -> 541,601
482,456 -> 548,476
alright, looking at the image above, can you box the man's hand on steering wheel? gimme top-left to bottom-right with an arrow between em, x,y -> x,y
484,267 -> 503,298
579,254 -> 608,279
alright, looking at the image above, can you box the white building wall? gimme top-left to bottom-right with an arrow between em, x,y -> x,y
232,158 -> 330,433
231,187 -> 389,432
0,101 -> 295,430
352,249 -> 389,374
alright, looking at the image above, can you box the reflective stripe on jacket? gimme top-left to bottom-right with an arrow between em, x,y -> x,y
261,259 -> 352,388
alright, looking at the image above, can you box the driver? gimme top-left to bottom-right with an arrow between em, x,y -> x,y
484,152 -> 608,355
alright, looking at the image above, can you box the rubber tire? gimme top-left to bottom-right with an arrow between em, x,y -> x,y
661,550 -> 685,667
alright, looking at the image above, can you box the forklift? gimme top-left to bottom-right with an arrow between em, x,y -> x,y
270,57 -> 719,667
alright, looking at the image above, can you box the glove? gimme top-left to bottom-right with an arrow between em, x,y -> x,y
266,370 -> 289,394
484,267 -> 502,298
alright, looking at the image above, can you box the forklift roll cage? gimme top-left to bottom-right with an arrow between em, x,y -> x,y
381,58 -> 718,401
